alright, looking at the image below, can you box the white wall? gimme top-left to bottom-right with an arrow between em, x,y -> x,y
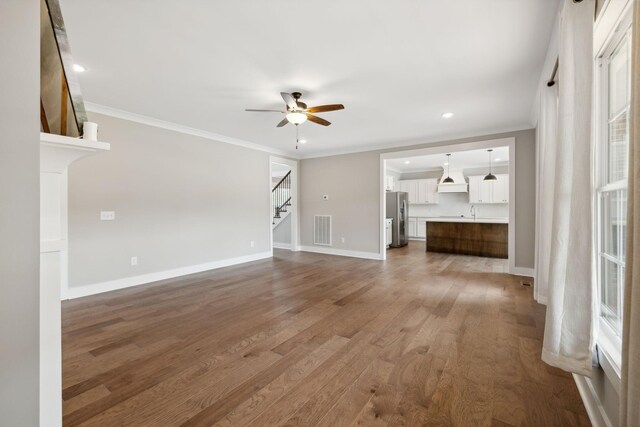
300,129 -> 536,269
0,0 -> 40,424
409,193 -> 509,219
67,112 -> 278,294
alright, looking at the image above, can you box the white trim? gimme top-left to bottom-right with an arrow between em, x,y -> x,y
379,137 -> 517,271
594,0 -> 634,58
272,242 -> 292,250
85,102 -> 293,157
380,156 -> 387,260
86,102 -> 535,162
512,267 -> 535,277
299,245 -> 383,260
299,125 -> 531,159
573,374 -> 613,427
597,343 -> 622,394
65,251 -> 272,300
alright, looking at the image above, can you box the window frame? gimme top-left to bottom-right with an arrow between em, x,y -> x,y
593,8 -> 633,373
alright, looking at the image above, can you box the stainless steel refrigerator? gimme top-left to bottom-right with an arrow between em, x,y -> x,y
385,191 -> 409,248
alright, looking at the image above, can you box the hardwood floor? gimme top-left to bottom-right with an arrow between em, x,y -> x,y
61,243 -> 590,426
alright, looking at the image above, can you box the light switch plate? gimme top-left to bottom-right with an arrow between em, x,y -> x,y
100,211 -> 115,221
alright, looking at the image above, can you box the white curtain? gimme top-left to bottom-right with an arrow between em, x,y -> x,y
534,85 -> 558,305
621,1 -> 640,424
540,0 -> 595,376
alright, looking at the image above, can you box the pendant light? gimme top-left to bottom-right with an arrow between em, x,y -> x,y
443,154 -> 454,183
484,149 -> 497,181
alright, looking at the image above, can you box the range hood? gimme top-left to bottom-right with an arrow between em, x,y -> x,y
438,170 -> 468,193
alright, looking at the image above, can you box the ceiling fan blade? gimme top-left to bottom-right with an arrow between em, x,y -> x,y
305,104 -> 344,113
245,109 -> 285,113
306,114 -> 331,126
276,118 -> 289,127
280,92 -> 298,110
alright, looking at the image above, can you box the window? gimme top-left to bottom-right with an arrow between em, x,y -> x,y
595,21 -> 631,359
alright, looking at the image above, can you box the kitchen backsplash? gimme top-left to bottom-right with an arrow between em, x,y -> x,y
408,192 -> 508,218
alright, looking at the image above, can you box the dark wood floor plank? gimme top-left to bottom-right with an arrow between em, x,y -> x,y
61,242 -> 590,426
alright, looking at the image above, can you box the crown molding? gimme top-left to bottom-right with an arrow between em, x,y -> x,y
298,125 -> 533,160
85,103 -> 532,162
84,102 -> 298,158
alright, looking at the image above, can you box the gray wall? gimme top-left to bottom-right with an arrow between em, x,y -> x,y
300,129 -> 537,269
273,213 -> 292,245
301,150 -> 381,253
68,113 -> 274,288
0,0 -> 40,424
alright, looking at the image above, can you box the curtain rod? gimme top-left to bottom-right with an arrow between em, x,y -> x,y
547,0 -> 585,87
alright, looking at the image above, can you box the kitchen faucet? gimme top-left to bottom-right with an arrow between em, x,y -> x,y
470,205 -> 477,220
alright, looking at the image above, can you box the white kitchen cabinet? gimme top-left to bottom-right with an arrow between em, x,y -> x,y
492,174 -> 509,203
385,218 -> 393,247
416,218 -> 427,238
398,179 -> 439,204
468,174 -> 509,204
408,217 -> 427,239
425,179 -> 439,204
408,217 -> 417,237
385,175 -> 395,191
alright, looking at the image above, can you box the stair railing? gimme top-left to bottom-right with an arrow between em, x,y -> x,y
272,170 -> 292,223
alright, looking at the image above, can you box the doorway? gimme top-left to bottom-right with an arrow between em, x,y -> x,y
269,156 -> 299,252
379,137 -> 516,273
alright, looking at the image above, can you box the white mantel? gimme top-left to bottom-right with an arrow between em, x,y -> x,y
40,132 -> 109,426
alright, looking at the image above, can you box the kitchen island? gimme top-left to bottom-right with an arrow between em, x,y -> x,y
424,217 -> 508,258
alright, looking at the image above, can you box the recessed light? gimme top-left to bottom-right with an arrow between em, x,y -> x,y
404,160 -> 411,164
73,64 -> 86,73
442,112 -> 453,119
444,162 -> 449,166
495,158 -> 501,161
298,139 -> 307,144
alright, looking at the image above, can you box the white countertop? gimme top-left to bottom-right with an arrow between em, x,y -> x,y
419,216 -> 508,224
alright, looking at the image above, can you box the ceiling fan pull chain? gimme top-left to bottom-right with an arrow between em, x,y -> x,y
295,125 -> 299,150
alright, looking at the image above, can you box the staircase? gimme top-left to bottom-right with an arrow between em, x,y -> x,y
272,170 -> 291,227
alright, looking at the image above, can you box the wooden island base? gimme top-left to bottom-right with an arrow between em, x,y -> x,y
426,221 -> 508,258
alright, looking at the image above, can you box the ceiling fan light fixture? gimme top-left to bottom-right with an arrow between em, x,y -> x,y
286,112 -> 307,125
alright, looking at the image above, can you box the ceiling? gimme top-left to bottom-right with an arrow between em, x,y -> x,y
60,0 -> 559,158
386,146 -> 509,173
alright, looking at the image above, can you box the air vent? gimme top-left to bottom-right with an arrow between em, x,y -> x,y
314,215 -> 332,246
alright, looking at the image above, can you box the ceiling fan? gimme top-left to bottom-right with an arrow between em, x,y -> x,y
245,92 -> 344,127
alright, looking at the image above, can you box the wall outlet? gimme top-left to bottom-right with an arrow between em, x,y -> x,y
100,211 -> 115,221
322,195 -> 329,201
130,256 -> 138,266
250,241 -> 255,248
341,237 -> 346,243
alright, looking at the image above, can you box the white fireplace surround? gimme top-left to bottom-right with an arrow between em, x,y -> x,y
40,132 -> 110,426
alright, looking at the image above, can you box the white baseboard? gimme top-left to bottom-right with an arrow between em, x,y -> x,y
511,266 -> 535,277
65,251 -> 272,300
299,245 -> 383,260
273,242 -> 291,250
573,374 -> 612,427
